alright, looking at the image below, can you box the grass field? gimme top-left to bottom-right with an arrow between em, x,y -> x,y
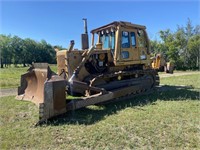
0,67 -> 28,89
0,65 -> 57,89
0,70 -> 200,149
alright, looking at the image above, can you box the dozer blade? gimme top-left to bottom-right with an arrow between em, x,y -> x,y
16,63 -> 68,123
16,63 -> 57,106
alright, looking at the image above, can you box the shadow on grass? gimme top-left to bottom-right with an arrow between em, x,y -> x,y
46,85 -> 199,126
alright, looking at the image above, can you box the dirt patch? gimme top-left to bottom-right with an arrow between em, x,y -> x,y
0,88 -> 17,97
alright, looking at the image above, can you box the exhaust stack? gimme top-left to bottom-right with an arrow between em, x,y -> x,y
81,18 -> 89,50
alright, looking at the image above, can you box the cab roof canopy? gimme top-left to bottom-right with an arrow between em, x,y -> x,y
90,21 -> 146,34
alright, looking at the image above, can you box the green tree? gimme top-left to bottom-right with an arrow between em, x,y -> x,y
0,34 -> 13,68
152,18 -> 200,70
22,38 -> 38,66
10,36 -> 24,66
187,35 -> 200,69
0,34 -> 57,67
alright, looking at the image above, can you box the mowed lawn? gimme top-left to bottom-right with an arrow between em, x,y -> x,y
0,66 -> 29,89
0,71 -> 200,149
0,65 -> 57,89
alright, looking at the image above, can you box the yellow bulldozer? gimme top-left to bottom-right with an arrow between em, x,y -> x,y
16,20 -> 160,123
151,53 -> 174,74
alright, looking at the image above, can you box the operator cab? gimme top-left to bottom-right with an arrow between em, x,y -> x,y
91,21 -> 150,67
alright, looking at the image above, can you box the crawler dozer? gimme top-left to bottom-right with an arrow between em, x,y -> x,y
151,53 -> 174,74
16,20 -> 160,123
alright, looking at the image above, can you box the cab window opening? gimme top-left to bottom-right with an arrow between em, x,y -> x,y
103,34 -> 110,49
137,29 -> 147,47
111,32 -> 115,50
121,31 -> 130,48
100,31 -> 115,50
131,32 -> 136,47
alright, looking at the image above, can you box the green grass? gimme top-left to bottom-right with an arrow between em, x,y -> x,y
0,67 -> 28,89
0,73 -> 200,149
160,74 -> 200,89
0,65 -> 57,89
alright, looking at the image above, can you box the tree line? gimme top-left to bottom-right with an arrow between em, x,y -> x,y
0,35 -> 65,68
150,19 -> 200,70
0,19 -> 199,70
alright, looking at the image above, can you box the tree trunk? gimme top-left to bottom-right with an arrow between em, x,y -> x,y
5,58 -> 7,67
23,56 -> 26,67
23,62 -> 26,67
1,58 -> 4,68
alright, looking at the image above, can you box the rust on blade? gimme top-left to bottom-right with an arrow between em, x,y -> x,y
16,63 -> 55,106
39,78 -> 67,122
